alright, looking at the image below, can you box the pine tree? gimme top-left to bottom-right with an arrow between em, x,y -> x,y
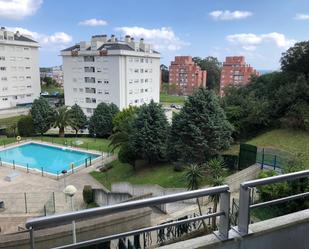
130,100 -> 169,164
88,103 -> 119,137
30,97 -> 55,135
168,88 -> 233,164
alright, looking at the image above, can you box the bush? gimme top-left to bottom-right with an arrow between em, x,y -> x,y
17,115 -> 34,137
82,185 -> 93,204
5,124 -> 17,137
221,154 -> 239,170
173,162 -> 184,172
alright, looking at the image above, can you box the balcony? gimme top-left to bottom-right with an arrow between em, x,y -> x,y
1,170 -> 309,249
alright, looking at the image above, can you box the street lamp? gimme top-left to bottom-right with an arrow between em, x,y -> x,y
61,169 -> 67,187
64,185 -> 77,243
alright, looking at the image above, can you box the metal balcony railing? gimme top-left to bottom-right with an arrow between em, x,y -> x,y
237,169 -> 309,235
25,186 -> 231,249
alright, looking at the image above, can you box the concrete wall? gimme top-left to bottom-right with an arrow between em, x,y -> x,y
225,164 -> 261,193
93,188 -> 132,206
0,208 -> 152,249
160,209 -> 309,249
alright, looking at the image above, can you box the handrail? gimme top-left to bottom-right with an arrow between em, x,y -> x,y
26,185 -> 229,230
241,170 -> 309,188
26,185 -> 231,248
237,169 -> 309,235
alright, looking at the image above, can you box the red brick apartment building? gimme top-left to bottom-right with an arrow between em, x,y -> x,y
169,56 -> 207,95
220,56 -> 259,96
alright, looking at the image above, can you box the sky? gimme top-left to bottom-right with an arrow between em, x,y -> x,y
0,0 -> 309,70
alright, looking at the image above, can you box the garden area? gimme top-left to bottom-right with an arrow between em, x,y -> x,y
160,93 -> 185,105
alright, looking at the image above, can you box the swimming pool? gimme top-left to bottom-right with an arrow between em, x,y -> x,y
0,142 -> 100,174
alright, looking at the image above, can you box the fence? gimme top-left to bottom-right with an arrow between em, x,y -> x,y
0,192 -> 55,215
256,147 -> 295,172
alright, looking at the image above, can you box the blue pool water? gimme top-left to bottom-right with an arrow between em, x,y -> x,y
0,143 -> 99,174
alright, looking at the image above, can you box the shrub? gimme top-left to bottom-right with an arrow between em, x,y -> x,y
173,162 -> 184,172
221,154 -> 239,170
82,185 -> 93,204
17,115 -> 34,137
5,124 -> 17,137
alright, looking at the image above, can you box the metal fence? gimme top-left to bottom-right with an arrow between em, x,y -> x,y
0,192 -> 55,215
26,186 -> 231,249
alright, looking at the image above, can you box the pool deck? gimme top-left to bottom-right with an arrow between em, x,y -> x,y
0,141 -> 115,233
0,140 -> 104,178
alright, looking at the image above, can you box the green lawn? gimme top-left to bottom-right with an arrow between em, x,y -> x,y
90,160 -> 235,190
41,84 -> 64,94
0,115 -> 23,128
31,136 -> 110,152
160,93 -> 186,105
224,129 -> 309,165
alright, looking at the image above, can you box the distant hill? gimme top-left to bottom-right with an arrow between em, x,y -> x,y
257,69 -> 276,75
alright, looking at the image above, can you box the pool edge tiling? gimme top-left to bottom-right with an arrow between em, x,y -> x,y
0,141 -> 102,175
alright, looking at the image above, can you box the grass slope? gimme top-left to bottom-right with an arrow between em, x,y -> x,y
160,93 -> 185,105
225,129 -> 309,165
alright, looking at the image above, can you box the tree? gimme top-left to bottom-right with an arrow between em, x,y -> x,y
168,88 -> 233,164
109,106 -> 139,167
69,104 -> 87,135
130,100 -> 169,164
42,76 -> 58,87
193,56 -> 221,92
17,115 -> 34,137
30,97 -> 55,135
88,103 -> 119,138
281,41 -> 309,77
53,106 -> 72,137
109,106 -> 138,152
184,164 -> 207,229
205,158 -> 226,229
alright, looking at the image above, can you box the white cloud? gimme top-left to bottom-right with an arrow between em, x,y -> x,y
6,27 -> 72,46
116,26 -> 189,51
226,32 -> 296,50
78,18 -> 108,26
0,0 -> 42,20
209,10 -> 252,21
294,13 -> 309,20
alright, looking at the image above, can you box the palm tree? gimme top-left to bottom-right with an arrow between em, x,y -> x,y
53,106 -> 72,137
205,158 -> 226,230
184,164 -> 207,230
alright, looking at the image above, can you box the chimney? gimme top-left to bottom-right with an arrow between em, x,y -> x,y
111,34 -> 116,42
125,35 -> 130,43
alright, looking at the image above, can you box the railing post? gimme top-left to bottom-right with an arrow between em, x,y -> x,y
216,191 -> 230,240
274,155 -> 277,170
237,185 -> 251,235
41,167 -> 44,177
261,148 -> 264,169
24,192 -> 28,213
27,163 -> 29,173
13,160 -> 15,169
0,157 -> 2,166
89,157 -> 92,166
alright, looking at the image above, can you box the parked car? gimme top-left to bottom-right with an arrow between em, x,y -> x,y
40,91 -> 49,96
52,91 -> 60,96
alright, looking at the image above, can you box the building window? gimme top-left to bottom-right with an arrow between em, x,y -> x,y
134,99 -> 139,103
134,79 -> 139,83
104,90 -> 110,95
140,58 -> 144,63
0,67 -> 6,71
140,69 -> 144,73
140,89 -> 144,93
24,47 -> 29,51
97,80 -> 102,83
98,89 -> 103,94
129,90 -> 133,94
97,68 -> 102,73
134,58 -> 139,63
2,87 -> 8,91
85,87 -> 96,94
134,69 -> 139,73
129,57 -> 133,62
2,97 -> 8,101
0,56 -> 5,61
19,76 -> 25,81
84,56 -> 95,62
26,76 -> 31,79
85,77 -> 95,83
86,108 -> 92,114
104,80 -> 109,84
1,77 -> 7,81
129,80 -> 133,84
79,88 -> 83,92
84,67 -> 95,73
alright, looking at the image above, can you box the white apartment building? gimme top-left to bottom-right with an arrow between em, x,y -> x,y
0,27 -> 40,109
61,34 -> 160,116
